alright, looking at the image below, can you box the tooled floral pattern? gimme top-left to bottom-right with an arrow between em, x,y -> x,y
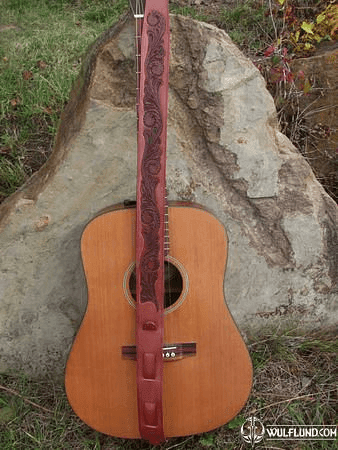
140,10 -> 166,308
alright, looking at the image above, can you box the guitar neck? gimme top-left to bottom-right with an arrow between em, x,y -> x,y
135,1 -> 170,311
130,1 -> 144,121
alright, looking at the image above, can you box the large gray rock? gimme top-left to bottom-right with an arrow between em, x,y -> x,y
0,15 -> 337,377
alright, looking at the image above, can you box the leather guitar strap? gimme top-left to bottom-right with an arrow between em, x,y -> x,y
135,0 -> 169,444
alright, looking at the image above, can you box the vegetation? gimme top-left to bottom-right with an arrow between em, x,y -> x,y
0,2 -> 337,448
0,0 -> 129,200
0,327 -> 336,449
171,0 -> 338,202
0,0 -> 337,202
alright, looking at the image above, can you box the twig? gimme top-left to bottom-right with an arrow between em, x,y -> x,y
268,0 -> 278,44
0,383 -> 54,414
253,389 -> 336,413
23,430 -> 41,444
303,104 -> 338,118
265,447 -> 285,450
166,437 -> 194,449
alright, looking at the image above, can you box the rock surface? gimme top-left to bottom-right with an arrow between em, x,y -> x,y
0,14 -> 337,377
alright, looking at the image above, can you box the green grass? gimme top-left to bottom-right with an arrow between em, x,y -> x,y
170,0 -> 274,50
0,0 -> 337,203
0,0 -> 129,199
0,328 -> 336,449
219,0 -> 274,49
169,4 -> 209,23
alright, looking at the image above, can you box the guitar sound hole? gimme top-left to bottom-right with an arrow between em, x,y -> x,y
128,261 -> 183,309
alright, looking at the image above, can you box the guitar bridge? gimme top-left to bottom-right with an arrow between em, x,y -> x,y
122,343 -> 196,361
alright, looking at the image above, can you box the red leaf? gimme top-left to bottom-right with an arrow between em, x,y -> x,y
22,70 -> 33,80
286,71 -> 294,83
10,97 -> 20,107
264,45 -> 275,57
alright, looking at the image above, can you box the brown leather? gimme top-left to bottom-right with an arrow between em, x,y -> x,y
135,0 -> 170,444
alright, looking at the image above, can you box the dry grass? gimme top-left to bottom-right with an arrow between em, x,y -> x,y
0,0 -> 129,201
0,327 -> 336,449
0,0 -> 337,203
0,2 -> 336,448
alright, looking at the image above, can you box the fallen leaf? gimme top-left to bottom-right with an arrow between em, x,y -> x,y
22,70 -> 33,80
316,12 -> 326,25
43,106 -> 53,114
264,45 -> 275,57
293,30 -> 300,43
37,60 -> 47,69
10,97 -> 20,107
301,21 -> 314,34
286,71 -> 294,83
303,78 -> 312,94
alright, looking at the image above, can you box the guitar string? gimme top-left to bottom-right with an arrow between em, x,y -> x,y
165,194 -> 172,308
129,0 -> 144,116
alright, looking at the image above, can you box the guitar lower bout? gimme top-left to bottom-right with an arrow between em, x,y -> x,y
65,203 -> 252,439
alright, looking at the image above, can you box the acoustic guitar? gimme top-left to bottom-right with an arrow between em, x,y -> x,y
65,0 -> 252,444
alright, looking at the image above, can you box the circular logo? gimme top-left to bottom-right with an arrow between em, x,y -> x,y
241,416 -> 265,445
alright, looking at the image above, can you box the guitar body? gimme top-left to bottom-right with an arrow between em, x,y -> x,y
65,203 -> 252,438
